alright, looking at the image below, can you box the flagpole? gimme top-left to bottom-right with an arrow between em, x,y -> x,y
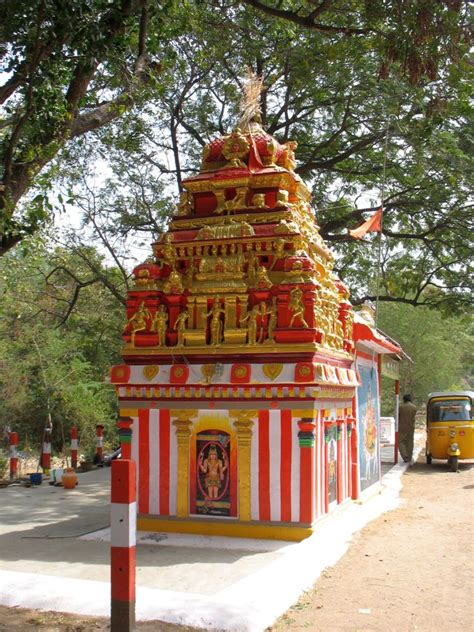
374,122 -> 390,331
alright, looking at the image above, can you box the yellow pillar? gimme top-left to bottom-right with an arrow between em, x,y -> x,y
172,410 -> 195,518
232,411 -> 256,522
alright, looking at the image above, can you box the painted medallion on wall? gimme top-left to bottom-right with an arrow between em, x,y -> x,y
196,430 -> 231,516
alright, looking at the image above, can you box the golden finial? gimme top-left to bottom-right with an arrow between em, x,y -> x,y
238,68 -> 264,132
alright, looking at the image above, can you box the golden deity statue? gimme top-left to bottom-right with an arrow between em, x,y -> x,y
174,309 -> 189,347
204,298 -> 226,346
255,265 -> 272,289
127,301 -> 151,347
240,304 -> 261,345
163,269 -> 184,294
251,193 -> 267,208
289,287 -> 309,328
271,238 -> 286,270
151,304 -> 168,347
265,297 -> 278,342
176,190 -> 194,216
280,140 -> 298,171
160,233 -> 176,269
246,250 -> 259,285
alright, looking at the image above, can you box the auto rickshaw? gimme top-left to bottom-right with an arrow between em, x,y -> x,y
426,391 -> 474,471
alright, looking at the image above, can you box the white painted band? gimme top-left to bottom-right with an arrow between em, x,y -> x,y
96,437 -> 104,447
110,502 -> 137,547
9,447 -> 17,458
70,439 -> 78,450
42,444 -> 51,454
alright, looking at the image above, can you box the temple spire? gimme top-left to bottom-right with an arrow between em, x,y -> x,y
238,68 -> 264,132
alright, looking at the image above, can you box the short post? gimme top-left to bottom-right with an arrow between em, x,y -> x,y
42,426 -> 52,474
70,426 -> 78,469
9,431 -> 19,479
111,459 -> 136,631
117,417 -> 133,460
96,424 -> 104,463
394,379 -> 400,464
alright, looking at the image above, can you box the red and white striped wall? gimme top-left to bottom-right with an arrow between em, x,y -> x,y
130,409 -> 178,516
128,405 -> 353,524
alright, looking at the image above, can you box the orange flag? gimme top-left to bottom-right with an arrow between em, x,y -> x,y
349,207 -> 383,239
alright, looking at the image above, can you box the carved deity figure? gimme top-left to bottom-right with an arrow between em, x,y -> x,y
184,257 -> 196,288
256,265 -> 272,289
271,238 -> 286,270
151,304 -> 168,347
240,304 -> 261,345
126,301 -> 151,346
204,298 -> 225,346
265,297 -> 278,342
251,193 -> 267,208
176,190 -> 194,216
163,269 -> 184,294
160,233 -> 176,269
289,287 -> 309,328
174,309 -> 189,346
280,140 -> 298,171
223,188 -> 247,214
246,249 -> 259,285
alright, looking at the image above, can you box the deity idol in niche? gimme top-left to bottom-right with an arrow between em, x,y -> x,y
199,445 -> 227,500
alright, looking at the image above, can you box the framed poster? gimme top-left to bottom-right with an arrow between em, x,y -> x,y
195,430 -> 231,516
327,423 -> 338,506
357,363 -> 380,492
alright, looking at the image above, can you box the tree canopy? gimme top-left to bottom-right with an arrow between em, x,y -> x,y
1,0 -> 472,312
0,238 -> 123,453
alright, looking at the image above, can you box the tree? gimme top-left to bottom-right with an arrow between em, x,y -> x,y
0,0 -> 182,256
1,1 -> 472,312
0,239 -> 124,454
378,302 -> 472,413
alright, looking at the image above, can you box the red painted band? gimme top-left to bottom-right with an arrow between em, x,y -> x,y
138,409 -> 150,514
258,410 -> 270,521
111,460 -> 136,504
111,546 -> 136,601
159,409 -> 170,515
280,410 -> 292,522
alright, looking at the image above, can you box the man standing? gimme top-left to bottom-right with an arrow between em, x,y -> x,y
398,394 -> 417,463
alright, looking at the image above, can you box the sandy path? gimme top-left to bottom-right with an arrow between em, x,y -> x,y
271,457 -> 474,631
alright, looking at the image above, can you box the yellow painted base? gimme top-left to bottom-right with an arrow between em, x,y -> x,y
137,515 -> 314,542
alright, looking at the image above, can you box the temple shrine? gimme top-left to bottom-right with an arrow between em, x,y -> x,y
110,107 -> 402,541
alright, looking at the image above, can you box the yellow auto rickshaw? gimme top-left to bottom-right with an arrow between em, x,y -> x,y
426,391 -> 474,471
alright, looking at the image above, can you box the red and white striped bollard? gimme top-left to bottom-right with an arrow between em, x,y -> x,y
111,459 -> 136,631
42,427 -> 52,474
70,426 -> 78,469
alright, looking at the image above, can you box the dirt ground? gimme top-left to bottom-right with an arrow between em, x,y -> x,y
271,455 -> 474,631
1,454 -> 473,631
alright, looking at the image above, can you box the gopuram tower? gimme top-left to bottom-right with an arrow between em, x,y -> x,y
111,93 -> 360,540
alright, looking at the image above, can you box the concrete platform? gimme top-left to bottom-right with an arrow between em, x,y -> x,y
0,449 -> 421,631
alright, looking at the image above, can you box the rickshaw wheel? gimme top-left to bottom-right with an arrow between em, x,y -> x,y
426,453 -> 432,465
448,456 -> 458,472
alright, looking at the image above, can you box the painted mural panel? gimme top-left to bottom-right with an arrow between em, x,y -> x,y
357,364 -> 380,492
327,423 -> 338,505
196,430 -> 231,516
